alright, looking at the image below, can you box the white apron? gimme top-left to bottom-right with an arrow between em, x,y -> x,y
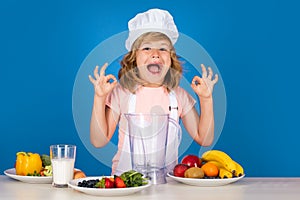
114,90 -> 180,175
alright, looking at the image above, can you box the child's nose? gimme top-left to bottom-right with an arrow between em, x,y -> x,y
151,49 -> 160,58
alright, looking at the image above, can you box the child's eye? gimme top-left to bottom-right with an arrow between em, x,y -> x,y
159,48 -> 168,52
142,47 -> 152,51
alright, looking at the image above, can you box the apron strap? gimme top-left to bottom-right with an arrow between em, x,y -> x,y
128,94 -> 136,114
168,90 -> 178,121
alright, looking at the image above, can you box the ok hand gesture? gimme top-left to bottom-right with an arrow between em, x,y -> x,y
88,63 -> 117,98
191,64 -> 218,99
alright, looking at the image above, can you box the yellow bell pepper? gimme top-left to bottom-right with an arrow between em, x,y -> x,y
15,152 -> 43,176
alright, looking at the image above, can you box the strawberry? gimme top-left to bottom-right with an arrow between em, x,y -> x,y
114,176 -> 126,188
97,177 -> 115,188
104,178 -> 115,188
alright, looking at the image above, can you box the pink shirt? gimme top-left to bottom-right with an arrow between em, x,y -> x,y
106,84 -> 196,174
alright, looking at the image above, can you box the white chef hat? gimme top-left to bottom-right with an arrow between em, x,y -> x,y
125,8 -> 179,51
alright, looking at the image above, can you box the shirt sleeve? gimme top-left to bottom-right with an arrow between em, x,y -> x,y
106,84 -> 130,115
175,87 -> 196,117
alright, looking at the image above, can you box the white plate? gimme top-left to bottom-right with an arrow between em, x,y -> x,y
68,176 -> 151,196
167,172 -> 245,187
4,168 -> 52,184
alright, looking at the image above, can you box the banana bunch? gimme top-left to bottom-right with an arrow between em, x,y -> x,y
201,150 -> 244,179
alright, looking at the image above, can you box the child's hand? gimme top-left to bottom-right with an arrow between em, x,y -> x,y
191,64 -> 218,99
88,63 -> 117,98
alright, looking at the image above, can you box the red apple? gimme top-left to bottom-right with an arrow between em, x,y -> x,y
173,163 -> 190,177
181,154 -> 202,167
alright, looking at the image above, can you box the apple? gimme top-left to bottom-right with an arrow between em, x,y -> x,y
181,154 -> 202,167
173,163 -> 190,177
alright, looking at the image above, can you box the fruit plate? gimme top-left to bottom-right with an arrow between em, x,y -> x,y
68,176 -> 151,196
4,168 -> 52,184
167,172 -> 245,187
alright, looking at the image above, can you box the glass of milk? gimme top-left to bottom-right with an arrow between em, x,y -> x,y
50,144 -> 76,187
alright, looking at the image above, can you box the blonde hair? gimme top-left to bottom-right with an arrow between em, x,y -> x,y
119,32 -> 182,93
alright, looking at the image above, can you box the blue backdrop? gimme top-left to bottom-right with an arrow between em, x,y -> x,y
1,0 -> 299,177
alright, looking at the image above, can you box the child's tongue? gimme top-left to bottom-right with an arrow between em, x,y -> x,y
147,64 -> 161,73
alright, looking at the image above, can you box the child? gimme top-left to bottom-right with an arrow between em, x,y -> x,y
88,8 -> 218,175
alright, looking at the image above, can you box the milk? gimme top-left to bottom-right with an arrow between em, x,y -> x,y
51,158 -> 75,186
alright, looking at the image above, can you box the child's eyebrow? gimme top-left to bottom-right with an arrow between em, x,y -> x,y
159,41 -> 170,45
140,42 -> 151,46
140,42 -> 170,46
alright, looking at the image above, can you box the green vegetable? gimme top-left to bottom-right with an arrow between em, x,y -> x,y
27,171 -> 41,176
43,165 -> 52,176
40,154 -> 51,167
95,178 -> 106,188
120,170 -> 148,187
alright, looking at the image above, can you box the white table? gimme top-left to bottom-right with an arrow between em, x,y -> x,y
1,176 -> 300,200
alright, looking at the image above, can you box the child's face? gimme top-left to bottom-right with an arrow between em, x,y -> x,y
136,39 -> 172,86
